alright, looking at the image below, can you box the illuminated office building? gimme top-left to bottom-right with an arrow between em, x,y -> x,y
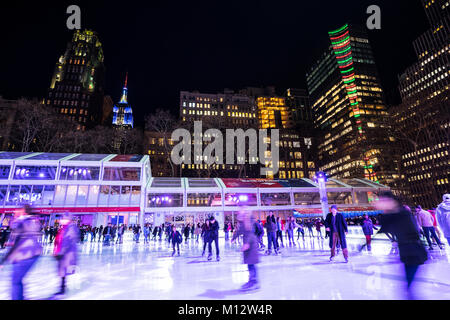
112,73 -> 134,129
179,90 -> 259,178
306,24 -> 398,186
391,0 -> 449,207
46,30 -> 105,130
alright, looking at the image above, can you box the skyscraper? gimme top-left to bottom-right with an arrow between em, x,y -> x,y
390,0 -> 449,207
306,24 -> 398,186
112,73 -> 134,129
46,30 -> 105,130
112,73 -> 134,152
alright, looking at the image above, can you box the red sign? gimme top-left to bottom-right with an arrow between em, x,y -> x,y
221,178 -> 284,188
0,207 -> 140,215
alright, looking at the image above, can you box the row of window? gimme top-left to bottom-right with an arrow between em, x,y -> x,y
146,191 -> 373,208
0,184 -> 141,207
0,166 -> 141,181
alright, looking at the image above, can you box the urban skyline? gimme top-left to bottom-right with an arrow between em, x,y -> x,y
1,1 -> 429,125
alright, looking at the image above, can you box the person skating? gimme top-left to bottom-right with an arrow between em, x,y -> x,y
53,212 -> 79,297
232,209 -> 260,291
98,225 -> 104,242
376,191 -> 428,299
208,216 -> 220,261
275,217 -> 284,248
171,225 -> 182,256
0,205 -> 42,300
436,194 -> 450,246
264,212 -> 278,255
183,224 -> 190,241
195,222 -> 201,242
223,222 -> 230,241
315,219 -> 323,239
325,205 -> 349,262
103,223 -> 113,246
254,219 -> 265,250
297,220 -> 305,241
286,216 -> 296,246
361,214 -> 378,251
306,220 -> 314,237
116,224 -> 125,244
201,220 -> 211,256
416,206 -> 443,250
143,224 -> 150,244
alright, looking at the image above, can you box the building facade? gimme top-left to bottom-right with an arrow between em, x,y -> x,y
390,0 -> 449,208
306,24 -> 399,186
46,30 -> 105,131
179,90 -> 259,178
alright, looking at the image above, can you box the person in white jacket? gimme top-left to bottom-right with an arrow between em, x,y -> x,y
436,194 -> 450,246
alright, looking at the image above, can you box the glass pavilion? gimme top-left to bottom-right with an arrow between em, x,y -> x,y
0,152 -> 389,227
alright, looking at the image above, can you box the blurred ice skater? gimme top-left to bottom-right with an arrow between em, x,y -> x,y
232,209 -> 260,291
375,191 -> 428,299
53,212 -> 79,297
436,194 -> 450,246
416,205 -> 443,250
0,205 -> 42,300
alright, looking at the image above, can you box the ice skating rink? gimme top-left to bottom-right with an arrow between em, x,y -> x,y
1,233 -> 450,300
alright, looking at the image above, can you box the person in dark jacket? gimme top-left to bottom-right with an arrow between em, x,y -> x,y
264,212 -> 278,255
325,205 -> 349,262
171,225 -> 183,256
98,225 -> 104,242
0,205 -> 42,300
361,214 -> 378,251
208,216 -> 220,261
183,224 -> 190,240
201,220 -> 211,256
376,191 -> 428,298
53,212 -> 79,296
232,209 -> 260,291
254,220 -> 265,250
103,223 -> 113,246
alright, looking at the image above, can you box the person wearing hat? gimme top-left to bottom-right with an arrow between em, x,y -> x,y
53,212 -> 79,297
208,216 -> 220,261
325,205 -> 349,262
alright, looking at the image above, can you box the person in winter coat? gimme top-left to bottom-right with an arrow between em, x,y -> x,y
232,209 -> 260,291
297,220 -> 305,241
223,222 -> 230,241
103,223 -> 113,246
116,224 -> 125,244
171,225 -> 183,256
143,224 -> 150,244
416,205 -> 443,250
194,223 -> 202,242
254,220 -> 265,250
436,194 -> 450,246
361,214 -> 378,251
98,225 -> 104,242
183,224 -> 190,240
201,220 -> 211,256
286,216 -> 297,246
376,191 -> 428,299
264,212 -> 278,255
275,217 -> 284,248
53,212 -> 79,296
325,205 -> 349,262
315,219 -> 323,239
208,216 -> 220,261
0,205 -> 42,300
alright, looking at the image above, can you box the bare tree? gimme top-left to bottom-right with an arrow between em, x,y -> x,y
145,109 -> 177,176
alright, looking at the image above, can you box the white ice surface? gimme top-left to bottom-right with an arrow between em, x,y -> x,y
1,232 -> 449,300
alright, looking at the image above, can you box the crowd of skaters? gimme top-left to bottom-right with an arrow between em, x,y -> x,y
0,192 -> 449,298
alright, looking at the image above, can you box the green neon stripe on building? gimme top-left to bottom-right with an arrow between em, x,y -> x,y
328,24 -> 348,35
331,36 -> 350,45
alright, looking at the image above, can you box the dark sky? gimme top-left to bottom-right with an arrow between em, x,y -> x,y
1,0 -> 428,127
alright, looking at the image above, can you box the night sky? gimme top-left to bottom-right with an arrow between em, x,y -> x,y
1,0 -> 427,127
